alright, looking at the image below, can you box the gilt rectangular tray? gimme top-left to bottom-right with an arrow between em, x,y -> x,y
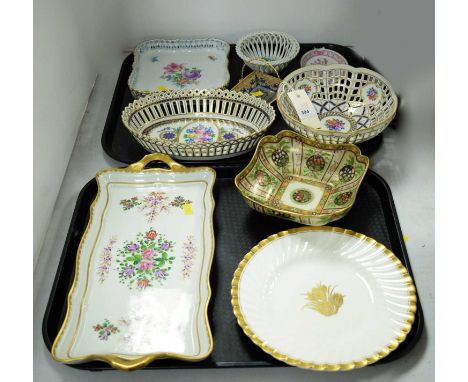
43,166 -> 423,370
50,154 -> 216,370
103,43 -> 387,167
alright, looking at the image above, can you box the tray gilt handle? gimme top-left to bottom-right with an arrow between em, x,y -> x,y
126,153 -> 186,172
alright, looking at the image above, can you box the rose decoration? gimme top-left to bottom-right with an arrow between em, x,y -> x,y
116,228 -> 175,290
160,62 -> 202,87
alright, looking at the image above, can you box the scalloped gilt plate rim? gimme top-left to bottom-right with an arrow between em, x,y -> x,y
231,226 -> 417,371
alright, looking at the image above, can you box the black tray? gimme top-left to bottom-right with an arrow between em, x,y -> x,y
102,43 -> 395,167
42,167 -> 423,370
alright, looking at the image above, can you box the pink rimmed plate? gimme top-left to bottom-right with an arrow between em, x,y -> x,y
300,48 -> 348,67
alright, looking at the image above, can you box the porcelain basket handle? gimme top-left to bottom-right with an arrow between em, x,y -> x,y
240,57 -> 281,80
126,153 -> 186,172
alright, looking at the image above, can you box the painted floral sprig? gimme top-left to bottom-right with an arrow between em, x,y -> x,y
115,228 -> 175,290
170,196 -> 192,209
366,86 -> 378,100
161,62 -> 202,88
120,193 -> 193,220
324,118 -> 345,131
92,319 -> 120,341
181,235 -> 196,279
97,236 -> 117,283
183,124 -> 215,144
120,197 -> 141,211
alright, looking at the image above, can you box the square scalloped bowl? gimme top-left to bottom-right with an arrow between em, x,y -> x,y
235,131 -> 369,226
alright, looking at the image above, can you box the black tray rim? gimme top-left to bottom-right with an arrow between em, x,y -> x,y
41,169 -> 424,371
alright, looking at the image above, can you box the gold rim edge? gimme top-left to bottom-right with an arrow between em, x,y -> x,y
230,226 -> 417,371
50,156 -> 217,371
234,130 -> 369,219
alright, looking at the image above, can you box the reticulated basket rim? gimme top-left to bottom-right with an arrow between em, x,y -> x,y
277,64 -> 398,138
234,130 -> 369,219
133,37 -> 229,52
121,88 -> 276,148
235,31 -> 300,67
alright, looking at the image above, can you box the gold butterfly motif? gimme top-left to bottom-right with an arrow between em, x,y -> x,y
304,282 -> 344,316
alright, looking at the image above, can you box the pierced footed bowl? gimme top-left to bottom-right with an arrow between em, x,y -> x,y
122,89 -> 275,161
236,31 -> 300,74
277,65 -> 398,144
235,130 -> 369,226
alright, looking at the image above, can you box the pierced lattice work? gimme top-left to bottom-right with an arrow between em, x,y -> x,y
236,31 -> 300,74
122,89 -> 276,160
277,65 -> 398,144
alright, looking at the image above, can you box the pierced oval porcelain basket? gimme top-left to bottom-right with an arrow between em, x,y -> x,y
122,89 -> 276,160
277,65 -> 398,144
236,31 -> 300,74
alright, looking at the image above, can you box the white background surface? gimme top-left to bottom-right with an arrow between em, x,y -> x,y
33,0 -> 434,380
34,0 -> 124,262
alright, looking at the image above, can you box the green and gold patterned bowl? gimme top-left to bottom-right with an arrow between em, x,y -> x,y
235,130 -> 369,226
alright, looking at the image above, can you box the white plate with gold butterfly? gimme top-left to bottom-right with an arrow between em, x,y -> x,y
231,226 -> 417,371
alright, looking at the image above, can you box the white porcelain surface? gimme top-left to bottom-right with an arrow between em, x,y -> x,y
128,39 -> 229,97
277,65 -> 398,144
34,51 -> 433,382
300,48 -> 348,67
234,228 -> 415,369
235,31 -> 299,74
34,3 -> 434,380
52,161 -> 215,369
122,89 -> 276,161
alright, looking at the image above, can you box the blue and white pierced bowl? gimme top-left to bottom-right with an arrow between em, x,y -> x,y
236,31 -> 300,74
277,65 -> 398,144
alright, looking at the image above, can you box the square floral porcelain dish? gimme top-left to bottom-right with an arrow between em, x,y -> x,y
231,226 -> 417,370
122,89 -> 276,161
235,130 -> 369,226
277,65 -> 398,144
128,39 -> 230,98
51,154 -> 216,371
